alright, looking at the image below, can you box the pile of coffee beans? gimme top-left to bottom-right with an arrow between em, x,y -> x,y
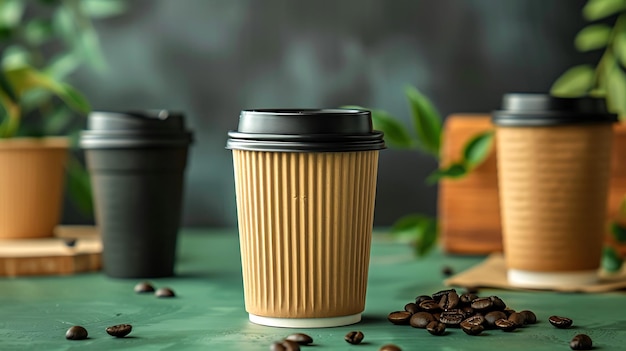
385,288 -> 593,350
388,288 -> 537,336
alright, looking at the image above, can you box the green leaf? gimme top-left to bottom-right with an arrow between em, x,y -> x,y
0,0 -> 25,28
426,162 -> 467,184
462,130 -> 494,167
66,155 -> 93,218
77,27 -> 107,71
390,214 -> 438,257
52,6 -> 77,46
607,66 -> 626,115
583,0 -> 626,20
405,86 -> 442,157
82,0 -> 127,18
602,246 -> 623,272
24,19 -> 54,46
56,83 -> 91,114
4,64 -> 91,113
43,105 -> 73,135
45,53 -> 81,79
0,67 -> 18,103
575,24 -> 612,52
342,105 -> 414,148
2,45 -> 32,68
610,222 -> 626,243
550,65 -> 595,97
370,109 -> 415,148
614,32 -> 626,68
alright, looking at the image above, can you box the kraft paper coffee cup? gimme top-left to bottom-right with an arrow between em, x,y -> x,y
227,109 -> 385,328
80,110 -> 193,278
493,94 -> 617,288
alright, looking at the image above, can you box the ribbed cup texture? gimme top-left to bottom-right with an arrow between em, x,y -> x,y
497,124 -> 613,272
233,150 -> 379,318
0,140 -> 67,239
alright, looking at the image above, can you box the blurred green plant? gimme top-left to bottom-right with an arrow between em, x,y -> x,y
551,0 -> 626,117
551,0 -> 626,272
347,86 -> 494,257
0,0 -> 127,218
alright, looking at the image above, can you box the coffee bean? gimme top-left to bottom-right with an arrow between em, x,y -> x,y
418,299 -> 441,312
442,266 -> 454,276
270,342 -> 286,351
404,302 -> 420,314
439,309 -> 464,326
155,287 -> 176,298
426,321 -> 446,336
134,281 -> 155,293
105,324 -> 132,338
463,287 -> 480,294
484,311 -> 507,328
438,291 -> 460,310
65,325 -> 88,340
520,310 -> 537,325
281,340 -> 300,351
344,331 -> 364,345
432,289 -> 456,302
63,238 -> 77,247
470,297 -> 493,311
570,334 -> 593,350
461,322 -> 484,336
490,296 -> 506,310
508,312 -> 526,327
379,344 -> 402,351
285,333 -> 313,345
459,292 -> 478,305
461,306 -> 475,318
410,312 -> 435,328
503,308 -> 516,317
549,315 -> 573,329
415,295 -> 433,304
495,318 -> 517,332
387,311 -> 412,325
462,314 -> 485,327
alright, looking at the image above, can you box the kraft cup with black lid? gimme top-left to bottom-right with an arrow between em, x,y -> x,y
227,109 -> 385,328
492,93 -> 617,288
80,110 -> 193,278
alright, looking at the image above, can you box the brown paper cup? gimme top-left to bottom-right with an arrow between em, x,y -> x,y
233,149 -> 379,328
496,124 -> 613,286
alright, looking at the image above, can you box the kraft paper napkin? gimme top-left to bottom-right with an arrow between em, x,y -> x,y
444,254 -> 626,293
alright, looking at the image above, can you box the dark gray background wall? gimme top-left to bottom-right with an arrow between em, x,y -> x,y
64,0 -> 592,227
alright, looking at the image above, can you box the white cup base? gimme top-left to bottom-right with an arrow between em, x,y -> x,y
508,269 -> 598,288
248,313 -> 361,328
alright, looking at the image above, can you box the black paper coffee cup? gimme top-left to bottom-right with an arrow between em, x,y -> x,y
80,110 -> 192,278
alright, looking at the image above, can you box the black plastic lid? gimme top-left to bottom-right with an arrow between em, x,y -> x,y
87,110 -> 186,131
226,109 -> 386,152
492,93 -> 618,126
80,110 -> 193,149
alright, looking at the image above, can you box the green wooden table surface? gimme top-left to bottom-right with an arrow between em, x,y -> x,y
1,229 -> 625,350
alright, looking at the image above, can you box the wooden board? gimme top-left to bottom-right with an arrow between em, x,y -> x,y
0,226 -> 101,277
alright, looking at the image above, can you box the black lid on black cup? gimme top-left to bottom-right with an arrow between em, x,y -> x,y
80,110 -> 193,149
492,93 -> 618,126
226,109 -> 386,152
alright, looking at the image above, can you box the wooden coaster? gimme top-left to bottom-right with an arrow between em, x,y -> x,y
0,226 -> 101,277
